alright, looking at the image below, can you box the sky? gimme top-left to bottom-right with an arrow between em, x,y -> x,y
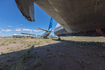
0,0 -> 58,37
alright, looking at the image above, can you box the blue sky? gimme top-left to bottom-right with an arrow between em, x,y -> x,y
0,0 -> 58,37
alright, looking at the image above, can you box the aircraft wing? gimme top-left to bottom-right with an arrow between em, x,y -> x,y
38,27 -> 49,32
15,0 -> 35,21
21,33 -> 36,36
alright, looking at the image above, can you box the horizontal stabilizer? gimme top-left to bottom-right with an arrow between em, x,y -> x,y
38,27 -> 49,32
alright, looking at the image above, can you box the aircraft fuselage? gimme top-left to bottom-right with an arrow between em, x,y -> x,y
15,0 -> 105,36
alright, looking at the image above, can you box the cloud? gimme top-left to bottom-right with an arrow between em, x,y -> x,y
40,31 -> 45,34
23,28 -> 33,32
33,30 -> 41,32
15,28 -> 21,32
8,25 -> 14,27
20,24 -> 22,25
2,29 -> 12,32
0,31 -> 1,33
8,25 -> 12,27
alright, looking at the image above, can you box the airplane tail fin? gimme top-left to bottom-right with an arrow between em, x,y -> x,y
38,27 -> 49,32
38,18 -> 53,32
48,18 -> 53,31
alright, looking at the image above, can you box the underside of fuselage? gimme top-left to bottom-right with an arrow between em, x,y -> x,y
15,0 -> 105,36
54,24 -> 105,36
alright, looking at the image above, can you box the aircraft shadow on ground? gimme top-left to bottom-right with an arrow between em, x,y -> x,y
0,39 -> 105,70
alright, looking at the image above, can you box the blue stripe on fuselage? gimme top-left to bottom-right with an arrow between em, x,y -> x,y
42,18 -> 53,37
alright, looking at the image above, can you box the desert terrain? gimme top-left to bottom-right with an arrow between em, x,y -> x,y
0,37 -> 105,70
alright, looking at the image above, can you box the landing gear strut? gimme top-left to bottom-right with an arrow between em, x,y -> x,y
58,36 -> 61,40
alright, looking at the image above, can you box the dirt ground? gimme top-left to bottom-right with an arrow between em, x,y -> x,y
0,37 -> 105,70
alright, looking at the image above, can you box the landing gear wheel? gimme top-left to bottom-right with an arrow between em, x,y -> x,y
58,36 -> 61,40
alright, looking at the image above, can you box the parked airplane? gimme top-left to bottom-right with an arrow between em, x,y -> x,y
15,0 -> 105,36
12,34 -> 24,38
54,24 -> 67,36
12,33 -> 36,38
13,18 -> 53,38
38,18 -> 53,38
54,23 -> 105,37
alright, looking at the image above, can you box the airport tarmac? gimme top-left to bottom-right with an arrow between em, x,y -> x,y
0,37 -> 105,70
